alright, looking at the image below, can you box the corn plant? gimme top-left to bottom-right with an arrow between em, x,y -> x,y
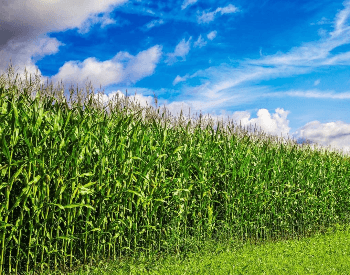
1,60 -> 350,274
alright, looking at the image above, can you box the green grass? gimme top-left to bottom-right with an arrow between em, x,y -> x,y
1,60 -> 350,274
58,223 -> 350,274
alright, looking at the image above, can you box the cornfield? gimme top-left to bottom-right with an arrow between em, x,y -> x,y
1,61 -> 350,274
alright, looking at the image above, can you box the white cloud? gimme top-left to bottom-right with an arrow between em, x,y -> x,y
173,74 -> 190,85
293,120 -> 350,156
207,30 -> 217,40
166,33 -> 214,65
284,89 -> 350,99
310,16 -> 332,26
317,28 -> 328,37
0,44 -> 162,98
144,19 -> 165,30
241,1 -> 350,68
216,4 -> 239,15
331,0 -> 350,37
197,4 -> 239,24
47,45 -> 162,89
173,37 -> 192,57
314,79 -> 321,86
197,11 -> 216,24
228,109 -> 350,157
322,50 -> 350,65
124,45 -> 163,82
234,108 -> 292,141
259,48 -> 263,57
0,0 -> 128,89
76,13 -> 127,35
0,34 -> 66,90
193,35 -> 207,48
181,0 -> 198,10
165,37 -> 192,65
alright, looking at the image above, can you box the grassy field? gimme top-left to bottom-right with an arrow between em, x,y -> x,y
1,61 -> 350,274
54,224 -> 350,274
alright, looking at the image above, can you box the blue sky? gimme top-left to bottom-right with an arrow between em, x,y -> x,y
1,0 -> 350,157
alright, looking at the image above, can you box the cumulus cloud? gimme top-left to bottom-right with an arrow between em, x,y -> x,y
0,35 -> 65,90
0,0 -> 126,47
293,121 -> 350,156
197,4 -> 239,24
226,109 -> 350,157
48,45 -> 162,90
0,0 -> 127,89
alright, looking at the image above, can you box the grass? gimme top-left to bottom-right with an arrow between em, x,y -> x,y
50,224 -> 350,274
1,60 -> 350,274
